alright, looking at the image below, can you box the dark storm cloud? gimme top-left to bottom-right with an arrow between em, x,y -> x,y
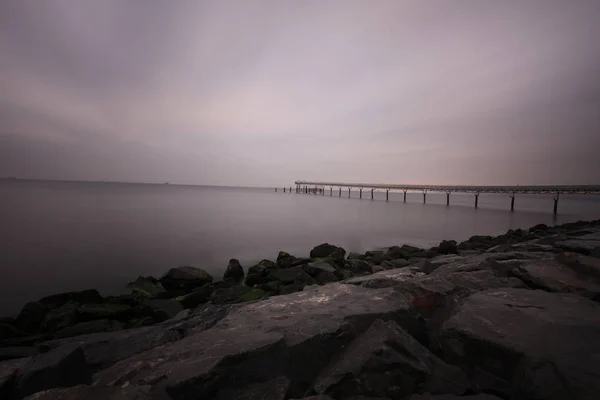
1,0 -> 599,185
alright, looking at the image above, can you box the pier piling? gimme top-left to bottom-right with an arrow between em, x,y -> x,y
359,188 -> 362,199
446,192 -> 450,206
423,191 -> 427,204
386,190 -> 389,201
371,189 -> 374,200
554,192 -> 560,214
403,190 -> 407,203
510,193 -> 515,211
475,193 -> 479,208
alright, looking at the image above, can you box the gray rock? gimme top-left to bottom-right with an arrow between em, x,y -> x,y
41,302 -> 79,333
313,319 -> 469,399
409,395 -> 502,400
15,303 -> 48,334
39,290 -> 103,309
344,268 -> 424,288
129,276 -> 167,299
439,288 -> 600,399
556,239 -> 600,256
216,376 -> 290,400
1,357 -> 28,398
21,384 -> 153,400
211,286 -> 266,304
347,252 -> 366,260
246,260 -> 278,286
380,258 -> 411,269
93,283 -> 417,399
304,262 -> 337,277
77,303 -> 139,323
159,266 -> 213,292
15,344 -> 92,399
54,320 -> 124,340
177,286 -> 214,308
316,271 -> 339,285
344,259 -> 373,274
277,252 -> 296,268
171,309 -> 191,322
268,266 -> 316,286
310,243 -> 346,260
437,240 -> 458,255
0,347 -> 38,362
223,259 -> 245,282
279,284 -> 305,295
144,299 -> 183,321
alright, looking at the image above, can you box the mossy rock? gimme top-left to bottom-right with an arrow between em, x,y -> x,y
41,302 -> 79,332
38,289 -> 102,309
176,286 -> 214,309
130,276 -> 167,299
211,286 -> 266,305
276,251 -> 295,268
14,302 -> 48,333
160,266 -> 213,292
77,303 -> 138,322
310,243 -> 346,261
245,260 -> 278,286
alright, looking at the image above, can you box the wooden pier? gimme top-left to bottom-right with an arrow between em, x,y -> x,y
280,181 -> 600,214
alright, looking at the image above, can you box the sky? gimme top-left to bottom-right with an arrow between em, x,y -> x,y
1,0 -> 599,187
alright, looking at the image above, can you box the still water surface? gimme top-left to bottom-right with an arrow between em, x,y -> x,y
1,179 -> 599,315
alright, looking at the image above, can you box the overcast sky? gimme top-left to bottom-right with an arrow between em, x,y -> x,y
1,1 -> 599,186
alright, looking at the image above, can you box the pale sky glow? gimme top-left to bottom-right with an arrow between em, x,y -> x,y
1,0 -> 599,186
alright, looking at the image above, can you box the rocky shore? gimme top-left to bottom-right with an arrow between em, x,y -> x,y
1,219 -> 600,399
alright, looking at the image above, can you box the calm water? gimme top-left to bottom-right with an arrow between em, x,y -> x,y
1,179 -> 599,315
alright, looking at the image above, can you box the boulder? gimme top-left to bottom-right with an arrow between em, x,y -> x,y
380,258 -> 412,270
15,344 -> 92,399
144,299 -> 184,322
277,252 -> 296,268
384,244 -> 422,260
93,283 -> 418,399
279,284 -> 305,295
365,250 -> 385,265
38,290 -> 102,310
310,243 -> 346,261
268,266 -> 316,286
316,271 -> 339,285
529,223 -> 549,232
216,376 -> 290,400
14,303 -> 48,334
347,252 -> 366,260
246,260 -> 278,286
439,288 -> 600,399
0,347 -> 38,362
76,303 -> 138,323
21,384 -> 153,400
54,320 -> 123,340
171,309 -> 191,322
159,266 -> 213,292
257,281 -> 283,295
436,240 -> 458,255
211,286 -> 266,305
1,357 -> 28,399
313,319 -> 469,399
344,259 -> 373,275
555,238 -> 600,256
0,322 -> 21,340
223,259 -> 244,283
129,276 -> 167,299
344,268 -> 424,289
41,302 -> 79,333
177,286 -> 214,309
458,235 -> 496,251
304,262 -> 337,277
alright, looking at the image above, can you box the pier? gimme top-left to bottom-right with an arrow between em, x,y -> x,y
283,181 -> 600,214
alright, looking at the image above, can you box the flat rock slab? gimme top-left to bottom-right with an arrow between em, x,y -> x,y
440,288 -> 600,399
344,268 -> 425,288
22,384 -> 154,399
94,284 -> 416,399
1,357 -> 28,398
555,239 -> 600,256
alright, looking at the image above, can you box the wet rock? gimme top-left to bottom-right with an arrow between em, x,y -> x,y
38,290 -> 102,310
313,319 -> 469,399
77,303 -> 138,323
316,271 -> 339,285
223,259 -> 245,283
257,281 -> 283,295
365,250 -> 385,265
177,286 -> 214,309
15,344 -> 92,399
211,286 -> 266,305
14,303 -> 48,334
384,244 -> 422,260
269,266 -> 316,286
436,240 -> 458,255
1,357 -> 28,398
171,309 -> 191,322
216,376 -> 290,400
41,302 -> 79,333
21,384 -> 153,400
344,268 -> 424,288
347,252 -> 366,260
279,284 -> 305,295
458,235 -> 496,251
380,258 -> 412,270
159,266 -> 213,292
529,223 -> 549,232
129,276 -> 167,299
0,347 -> 38,362
556,239 -> 600,256
277,252 -> 296,268
93,284 -> 417,399
54,320 -> 124,340
344,259 -> 373,275
310,243 -> 346,261
246,260 -> 278,286
439,288 -> 600,399
304,262 -> 337,277
144,299 -> 183,322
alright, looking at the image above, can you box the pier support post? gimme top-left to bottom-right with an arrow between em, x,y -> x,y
386,190 -> 389,201
330,187 -> 332,196
553,192 -> 560,214
446,192 -> 450,206
423,191 -> 427,204
359,188 -> 362,199
403,190 -> 407,203
283,187 -> 286,193
475,193 -> 479,208
371,189 -> 374,200
510,193 -> 515,212
339,187 -> 341,197
348,188 -> 351,198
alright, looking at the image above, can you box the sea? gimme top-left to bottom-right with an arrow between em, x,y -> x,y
1,178 -> 599,315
